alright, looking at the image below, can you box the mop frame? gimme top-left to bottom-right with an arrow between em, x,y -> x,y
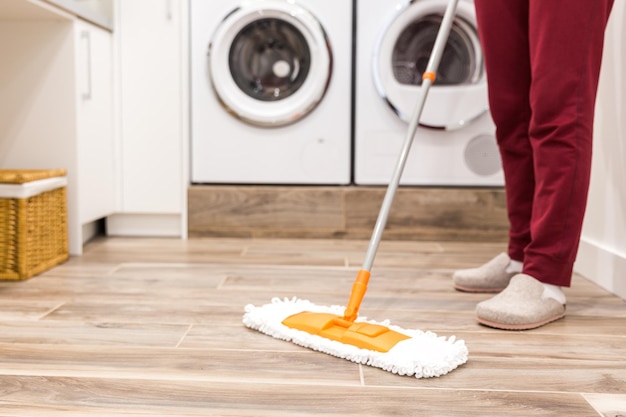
243,0 -> 469,378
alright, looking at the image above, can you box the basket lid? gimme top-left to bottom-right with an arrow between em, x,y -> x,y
0,169 -> 67,184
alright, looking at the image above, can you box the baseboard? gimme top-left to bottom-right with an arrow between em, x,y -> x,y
188,185 -> 509,242
576,238 -> 626,300
106,213 -> 183,237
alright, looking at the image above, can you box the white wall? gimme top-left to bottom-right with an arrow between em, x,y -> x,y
575,1 -> 626,300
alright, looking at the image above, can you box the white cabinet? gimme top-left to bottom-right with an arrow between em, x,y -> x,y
108,0 -> 187,237
0,2 -> 115,255
75,19 -> 115,228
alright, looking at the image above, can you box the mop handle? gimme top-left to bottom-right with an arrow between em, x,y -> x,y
361,0 -> 460,272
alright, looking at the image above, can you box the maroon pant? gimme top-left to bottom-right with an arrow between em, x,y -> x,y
474,0 -> 614,286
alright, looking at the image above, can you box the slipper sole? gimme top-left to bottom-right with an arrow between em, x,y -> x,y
477,312 -> 566,331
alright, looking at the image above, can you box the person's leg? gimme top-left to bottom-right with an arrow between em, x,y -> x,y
522,0 -> 614,287
474,0 -> 533,265
452,0 -> 531,294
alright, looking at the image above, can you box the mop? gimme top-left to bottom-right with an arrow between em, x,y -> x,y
243,0 -> 468,378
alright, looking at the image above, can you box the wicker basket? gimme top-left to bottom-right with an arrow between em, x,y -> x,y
0,169 -> 69,280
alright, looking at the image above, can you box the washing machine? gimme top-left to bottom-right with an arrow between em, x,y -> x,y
354,0 -> 504,186
190,0 -> 352,184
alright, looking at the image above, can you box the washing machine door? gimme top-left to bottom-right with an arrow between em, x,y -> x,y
208,0 -> 331,127
374,0 -> 487,129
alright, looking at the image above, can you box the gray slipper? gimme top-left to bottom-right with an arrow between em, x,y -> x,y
453,252 -> 517,293
476,274 -> 566,330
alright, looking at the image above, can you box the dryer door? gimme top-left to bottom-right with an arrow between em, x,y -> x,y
209,0 -> 331,127
374,0 -> 487,129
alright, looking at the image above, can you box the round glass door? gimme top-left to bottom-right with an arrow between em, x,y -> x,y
209,1 -> 331,127
392,14 -> 480,87
229,18 -> 311,102
374,0 -> 488,128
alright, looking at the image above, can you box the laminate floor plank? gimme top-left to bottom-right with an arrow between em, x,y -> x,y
584,393 -> 626,417
361,355 -> 626,394
0,321 -> 188,347
0,300 -> 63,321
0,376 -> 604,417
41,301 -> 246,326
0,344 -> 361,386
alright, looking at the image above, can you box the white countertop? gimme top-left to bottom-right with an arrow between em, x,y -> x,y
44,0 -> 113,30
0,0 -> 112,31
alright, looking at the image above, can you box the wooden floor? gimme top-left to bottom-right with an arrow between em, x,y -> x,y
0,236 -> 625,416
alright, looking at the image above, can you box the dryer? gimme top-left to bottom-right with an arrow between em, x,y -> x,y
354,0 -> 504,186
190,0 -> 352,184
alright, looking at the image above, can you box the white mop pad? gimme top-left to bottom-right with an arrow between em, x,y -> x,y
243,297 -> 468,378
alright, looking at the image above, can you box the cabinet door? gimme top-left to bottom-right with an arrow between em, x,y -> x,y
118,0 -> 183,213
75,19 -> 116,225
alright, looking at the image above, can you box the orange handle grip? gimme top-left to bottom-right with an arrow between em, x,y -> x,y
343,269 -> 371,322
422,71 -> 436,82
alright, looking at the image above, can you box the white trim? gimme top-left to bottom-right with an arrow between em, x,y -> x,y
179,0 -> 189,239
575,238 -> 626,300
0,176 -> 67,199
